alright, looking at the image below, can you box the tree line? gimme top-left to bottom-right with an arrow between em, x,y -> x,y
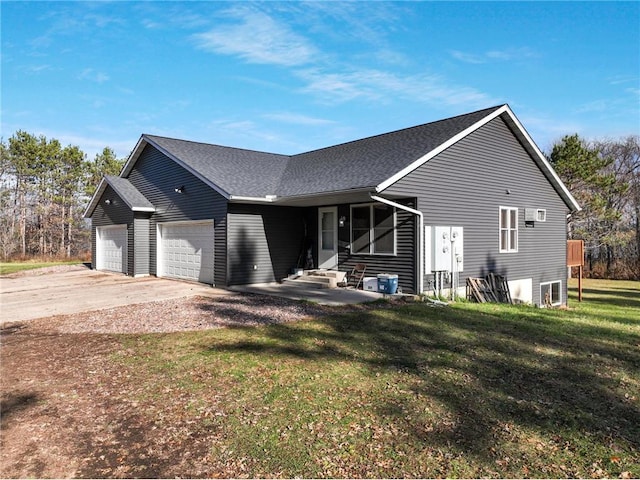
1,129 -> 638,279
549,134 -> 639,280
0,131 -> 123,260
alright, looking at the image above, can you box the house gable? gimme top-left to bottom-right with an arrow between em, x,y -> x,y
377,105 -> 580,213
384,115 -> 569,305
121,134 -> 289,201
124,143 -> 229,286
276,106 -> 504,198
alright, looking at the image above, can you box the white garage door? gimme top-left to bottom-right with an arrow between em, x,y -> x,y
158,221 -> 214,284
97,225 -> 127,273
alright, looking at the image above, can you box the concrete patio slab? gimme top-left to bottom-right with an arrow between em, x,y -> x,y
229,282 -> 384,306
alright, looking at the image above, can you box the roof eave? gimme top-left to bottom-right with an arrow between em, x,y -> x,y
375,104 -> 581,213
83,176 -> 156,217
123,135 -> 232,200
500,108 -> 581,213
376,105 -> 508,193
83,177 -> 108,218
229,195 -> 278,203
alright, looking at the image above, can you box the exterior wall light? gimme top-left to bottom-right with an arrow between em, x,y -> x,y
104,199 -> 111,205
174,186 -> 185,194
339,216 -> 346,227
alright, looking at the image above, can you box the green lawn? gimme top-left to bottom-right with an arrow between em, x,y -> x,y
0,260 -> 82,275
115,279 -> 639,478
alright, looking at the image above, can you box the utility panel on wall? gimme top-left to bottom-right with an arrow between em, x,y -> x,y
424,226 -> 464,273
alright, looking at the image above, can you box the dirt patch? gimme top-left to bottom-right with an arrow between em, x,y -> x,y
0,293 -> 329,478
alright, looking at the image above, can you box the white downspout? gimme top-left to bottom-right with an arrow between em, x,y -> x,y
370,194 -> 423,294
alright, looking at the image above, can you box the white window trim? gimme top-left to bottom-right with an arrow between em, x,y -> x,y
499,206 -> 519,253
536,209 -> 547,222
350,203 -> 397,256
540,280 -> 562,307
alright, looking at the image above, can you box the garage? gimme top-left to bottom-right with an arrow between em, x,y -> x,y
96,225 -> 127,273
157,221 -> 214,284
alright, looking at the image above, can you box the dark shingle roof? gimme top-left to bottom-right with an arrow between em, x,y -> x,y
91,104 -> 580,215
277,105 -> 502,196
84,174 -> 155,217
143,135 -> 289,198
134,106 -> 503,199
105,175 -> 155,211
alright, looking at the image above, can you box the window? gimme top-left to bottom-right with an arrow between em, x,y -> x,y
499,207 -> 518,252
536,209 -> 547,222
540,281 -> 561,307
351,203 -> 396,255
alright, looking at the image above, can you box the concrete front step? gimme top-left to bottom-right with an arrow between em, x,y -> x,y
283,269 -> 347,289
282,277 -> 331,289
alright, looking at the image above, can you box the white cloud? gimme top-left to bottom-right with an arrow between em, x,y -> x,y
21,64 -> 53,74
450,50 -> 485,64
518,113 -> 583,151
192,8 -> 316,67
297,68 -> 498,109
450,47 -> 538,64
262,112 -> 334,126
608,74 -> 638,86
575,99 -> 611,114
79,68 -> 109,83
189,5 -> 495,111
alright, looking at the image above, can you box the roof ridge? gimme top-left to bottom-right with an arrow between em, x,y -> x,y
289,104 -> 505,159
143,133 -> 290,159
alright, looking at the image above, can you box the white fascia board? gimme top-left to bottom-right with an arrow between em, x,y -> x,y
376,105 -> 508,193
104,176 -> 155,213
375,104 -> 581,213
229,195 -> 277,203
123,135 -> 231,200
120,135 -> 147,177
83,178 -> 108,218
501,106 -> 581,212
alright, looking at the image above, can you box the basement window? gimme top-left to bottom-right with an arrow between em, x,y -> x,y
351,203 -> 396,255
540,280 -> 562,307
499,206 -> 518,253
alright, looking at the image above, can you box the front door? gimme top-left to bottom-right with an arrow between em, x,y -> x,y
318,206 -> 338,269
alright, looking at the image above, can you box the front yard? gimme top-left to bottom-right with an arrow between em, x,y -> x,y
1,278 -> 638,478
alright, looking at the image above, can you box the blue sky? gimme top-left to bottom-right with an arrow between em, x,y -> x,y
2,1 -> 639,160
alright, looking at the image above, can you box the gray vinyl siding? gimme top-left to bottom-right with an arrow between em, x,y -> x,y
90,185 -> 134,275
133,215 -> 150,276
334,200 -> 417,294
126,145 -> 228,286
384,116 -> 569,305
227,204 -> 307,285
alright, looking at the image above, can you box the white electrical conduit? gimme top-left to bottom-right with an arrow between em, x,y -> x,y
369,194 -> 423,294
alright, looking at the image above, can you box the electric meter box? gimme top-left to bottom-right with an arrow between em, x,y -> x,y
424,226 -> 464,273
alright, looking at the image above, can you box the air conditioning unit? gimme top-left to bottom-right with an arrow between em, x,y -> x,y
525,208 -> 546,223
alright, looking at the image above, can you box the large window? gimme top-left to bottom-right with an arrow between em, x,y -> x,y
499,206 -> 518,252
351,203 -> 396,255
540,281 -> 561,307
